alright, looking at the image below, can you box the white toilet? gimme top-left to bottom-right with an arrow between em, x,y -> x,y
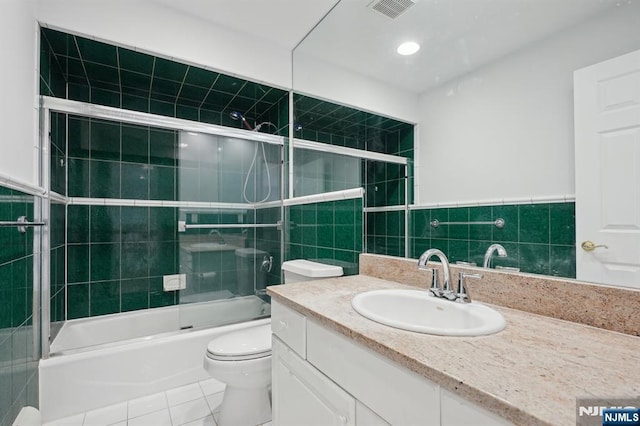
203,259 -> 343,426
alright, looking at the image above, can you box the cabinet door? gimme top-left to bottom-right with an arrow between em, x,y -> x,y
273,336 -> 356,426
356,401 -> 390,426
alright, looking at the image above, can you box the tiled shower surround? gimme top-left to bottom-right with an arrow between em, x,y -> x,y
0,186 -> 39,426
287,198 -> 363,271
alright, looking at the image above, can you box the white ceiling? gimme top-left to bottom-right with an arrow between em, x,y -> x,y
147,0 -> 632,93
294,0 -> 627,93
148,0 -> 340,49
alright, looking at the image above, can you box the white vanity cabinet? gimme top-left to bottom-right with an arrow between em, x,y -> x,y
271,299 -> 511,426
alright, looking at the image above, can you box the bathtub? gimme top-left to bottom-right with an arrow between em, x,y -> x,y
39,295 -> 271,422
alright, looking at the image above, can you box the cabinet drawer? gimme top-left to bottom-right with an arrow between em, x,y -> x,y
271,299 -> 306,357
306,320 -> 440,425
273,336 -> 356,426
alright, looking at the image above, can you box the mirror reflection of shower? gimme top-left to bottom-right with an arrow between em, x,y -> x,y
230,111 -> 277,203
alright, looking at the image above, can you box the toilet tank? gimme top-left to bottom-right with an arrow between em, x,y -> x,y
281,260 -> 343,284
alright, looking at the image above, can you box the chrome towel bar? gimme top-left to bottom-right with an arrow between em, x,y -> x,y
0,216 -> 46,233
430,218 -> 505,228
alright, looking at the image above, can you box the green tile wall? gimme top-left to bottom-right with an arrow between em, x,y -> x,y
409,203 -> 576,278
50,202 -> 66,340
255,207 -> 283,287
40,28 -> 289,137
66,205 -> 179,318
50,113 -> 67,196
287,199 -> 363,273
366,210 -> 406,258
0,186 -> 39,426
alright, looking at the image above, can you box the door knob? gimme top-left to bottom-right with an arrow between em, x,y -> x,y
581,241 -> 608,252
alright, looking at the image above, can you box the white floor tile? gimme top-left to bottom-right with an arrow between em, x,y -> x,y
128,391 -> 168,419
181,414 -> 216,426
169,397 -> 213,425
127,408 -> 172,426
199,378 -> 225,396
42,413 -> 85,426
109,422 -> 127,426
205,392 -> 224,414
83,402 -> 127,426
166,383 -> 205,407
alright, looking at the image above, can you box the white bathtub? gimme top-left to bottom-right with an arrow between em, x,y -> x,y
40,295 -> 271,422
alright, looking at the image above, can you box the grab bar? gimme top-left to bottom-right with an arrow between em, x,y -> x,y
0,216 -> 46,233
178,220 -> 281,232
430,218 -> 505,229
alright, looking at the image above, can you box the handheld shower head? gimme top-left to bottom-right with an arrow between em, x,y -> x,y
230,111 -> 253,131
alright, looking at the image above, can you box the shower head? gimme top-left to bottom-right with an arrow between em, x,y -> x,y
293,122 -> 303,132
230,111 -> 245,121
230,111 -> 253,131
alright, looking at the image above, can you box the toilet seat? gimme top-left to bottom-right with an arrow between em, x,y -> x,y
206,324 -> 272,361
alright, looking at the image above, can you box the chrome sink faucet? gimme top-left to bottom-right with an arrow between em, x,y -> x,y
483,244 -> 507,268
208,229 -> 226,244
417,249 -> 454,300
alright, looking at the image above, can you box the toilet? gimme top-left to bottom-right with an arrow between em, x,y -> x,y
203,259 -> 343,426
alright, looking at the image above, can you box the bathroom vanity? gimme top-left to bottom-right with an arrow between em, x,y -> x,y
267,256 -> 640,426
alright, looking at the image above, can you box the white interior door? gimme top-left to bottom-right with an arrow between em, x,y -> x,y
575,48 -> 640,288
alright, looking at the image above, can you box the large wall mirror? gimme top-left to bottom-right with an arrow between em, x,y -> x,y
292,0 -> 640,289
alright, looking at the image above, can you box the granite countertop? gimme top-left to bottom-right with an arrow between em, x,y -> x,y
267,275 -> 640,426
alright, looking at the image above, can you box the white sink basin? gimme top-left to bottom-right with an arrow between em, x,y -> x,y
351,289 -> 506,336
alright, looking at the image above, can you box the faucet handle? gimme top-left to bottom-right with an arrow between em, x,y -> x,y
421,267 -> 441,296
456,272 -> 482,303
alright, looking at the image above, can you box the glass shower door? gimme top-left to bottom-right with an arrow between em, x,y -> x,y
176,130 -> 282,330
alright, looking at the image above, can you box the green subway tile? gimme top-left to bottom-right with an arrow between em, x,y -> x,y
149,277 -> 176,308
302,204 -> 317,225
518,243 -> 550,275
67,283 -> 89,319
91,88 -> 120,108
317,225 -> 334,248
90,120 -> 120,161
316,202 -> 334,225
67,244 -> 89,283
121,242 -> 149,279
149,129 -> 177,166
90,280 -> 120,316
448,207 -> 469,240
176,104 -> 199,121
149,166 -> 176,201
519,204 -> 550,244
430,238 -> 448,254
429,208 -> 449,239
68,83 -> 90,102
90,205 -> 121,243
448,239 -> 470,264
184,66 -> 217,88
154,57 -> 188,82
149,242 -> 177,277
468,241 -> 489,266
302,245 -> 317,259
335,225 -> 355,250
68,158 -> 90,197
121,207 -> 149,242
90,160 -> 121,199
118,49 -> 154,75
121,163 -> 150,200
121,278 -> 150,312
121,125 -> 149,164
492,205 -> 518,243
469,206 -> 492,241
150,99 -> 175,118
411,209 -> 429,238
149,208 -> 176,242
122,93 -> 150,113
302,226 -> 317,246
90,243 -> 121,282
12,287 -> 27,326
550,203 -> 575,246
68,117 -> 90,159
550,245 -> 576,278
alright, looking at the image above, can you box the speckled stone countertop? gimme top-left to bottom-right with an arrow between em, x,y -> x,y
267,275 -> 640,426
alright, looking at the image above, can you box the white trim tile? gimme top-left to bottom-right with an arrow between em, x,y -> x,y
127,408 -> 172,426
169,398 -> 212,425
199,378 -> 225,396
166,383 -> 205,407
127,391 -> 168,419
82,402 -> 127,426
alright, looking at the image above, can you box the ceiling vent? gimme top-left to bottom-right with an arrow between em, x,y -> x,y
368,0 -> 416,19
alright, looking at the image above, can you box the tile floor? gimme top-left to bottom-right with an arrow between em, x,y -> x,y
42,378 -> 272,426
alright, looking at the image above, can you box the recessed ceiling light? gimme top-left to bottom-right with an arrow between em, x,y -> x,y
397,41 -> 420,56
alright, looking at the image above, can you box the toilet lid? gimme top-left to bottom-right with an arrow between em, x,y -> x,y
206,324 -> 272,361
